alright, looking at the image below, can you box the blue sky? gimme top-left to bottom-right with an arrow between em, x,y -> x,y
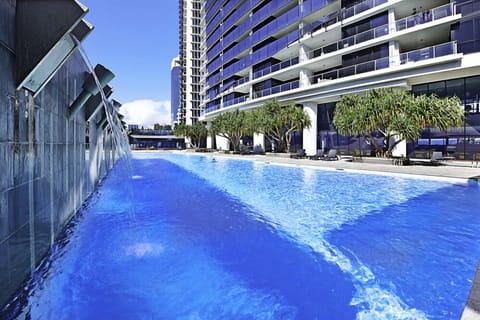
81,0 -> 178,126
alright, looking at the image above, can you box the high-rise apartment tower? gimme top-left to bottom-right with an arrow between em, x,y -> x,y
178,0 -> 203,125
170,56 -> 182,125
199,0 -> 480,158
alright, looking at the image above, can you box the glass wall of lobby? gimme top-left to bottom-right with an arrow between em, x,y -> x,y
312,76 -> 480,160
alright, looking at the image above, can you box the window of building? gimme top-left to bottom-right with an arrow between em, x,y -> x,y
428,81 -> 446,97
446,78 -> 465,100
465,76 -> 480,101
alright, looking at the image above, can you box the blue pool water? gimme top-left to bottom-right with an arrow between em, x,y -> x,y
4,153 -> 480,319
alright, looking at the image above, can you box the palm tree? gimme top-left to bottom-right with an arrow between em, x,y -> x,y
333,88 -> 463,157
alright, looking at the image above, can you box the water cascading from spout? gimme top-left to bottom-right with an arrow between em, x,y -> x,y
71,36 -> 131,164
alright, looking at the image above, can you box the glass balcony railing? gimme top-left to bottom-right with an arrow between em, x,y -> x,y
222,20 -> 251,50
204,2 -> 458,112
207,25 -> 224,48
207,55 -> 222,74
306,2 -> 454,61
252,56 -> 300,79
205,104 -> 220,113
302,11 -> 341,35
204,42 -> 458,114
308,23 -> 389,59
301,0 -> 339,18
207,40 -> 223,61
311,41 -> 457,83
399,41 -> 456,64
223,1 -> 251,30
312,57 -> 389,82
223,96 -> 248,108
251,5 -> 299,47
222,1 -> 238,23
206,0 -> 222,24
207,12 -> 223,36
343,0 -> 388,19
395,3 -> 454,31
234,76 -> 250,87
253,80 -> 300,99
251,0 -> 295,30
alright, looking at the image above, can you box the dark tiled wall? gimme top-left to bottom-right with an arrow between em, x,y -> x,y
0,2 -> 114,308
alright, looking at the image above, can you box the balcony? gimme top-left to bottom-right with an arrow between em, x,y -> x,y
399,41 -> 457,64
343,0 -> 388,19
300,0 -> 340,18
395,3 -> 454,32
233,2 -> 457,89
252,56 -> 300,80
312,41 -> 458,83
313,58 -> 389,82
253,79 -> 300,99
205,102 -> 221,113
224,95 -> 248,108
308,23 -> 389,59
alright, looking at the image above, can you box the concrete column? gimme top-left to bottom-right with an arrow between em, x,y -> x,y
249,57 -> 254,100
253,132 -> 265,151
299,44 -> 313,88
206,122 -> 213,149
388,9 -> 400,66
389,41 -> 400,66
215,135 -> 230,151
303,102 -> 318,156
185,137 -> 191,149
299,44 -> 310,63
206,135 -> 213,149
388,8 -> 396,32
392,136 -> 407,157
300,68 -> 313,88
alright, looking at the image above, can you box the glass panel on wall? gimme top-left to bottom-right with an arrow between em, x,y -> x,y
428,81 -> 446,97
465,75 -> 480,103
446,78 -> 465,100
412,84 -> 428,96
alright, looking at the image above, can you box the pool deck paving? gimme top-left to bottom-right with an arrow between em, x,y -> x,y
137,150 -> 480,317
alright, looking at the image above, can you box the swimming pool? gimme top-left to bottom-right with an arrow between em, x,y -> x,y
3,153 -> 480,319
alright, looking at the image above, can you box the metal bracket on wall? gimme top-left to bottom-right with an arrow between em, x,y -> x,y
15,0 -> 93,96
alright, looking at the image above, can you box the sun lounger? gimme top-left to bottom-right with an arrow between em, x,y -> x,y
309,150 -> 324,160
291,149 -> 306,159
322,149 -> 338,161
410,151 -> 450,165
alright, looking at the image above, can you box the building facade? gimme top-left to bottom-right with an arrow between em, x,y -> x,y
179,0 -> 204,125
200,0 -> 480,159
171,56 -> 182,125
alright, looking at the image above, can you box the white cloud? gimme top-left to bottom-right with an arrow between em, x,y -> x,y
121,99 -> 171,127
